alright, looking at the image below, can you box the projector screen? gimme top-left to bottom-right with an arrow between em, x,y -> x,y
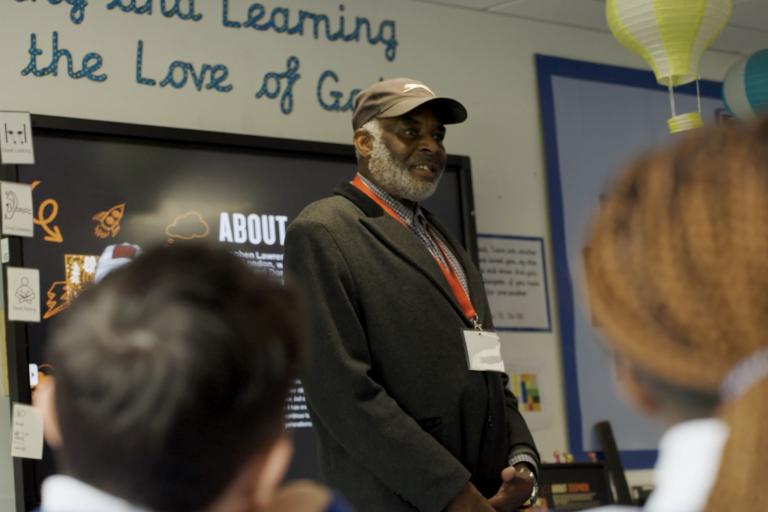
8,115 -> 477,507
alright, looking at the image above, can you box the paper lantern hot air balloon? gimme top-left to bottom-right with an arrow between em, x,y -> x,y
606,0 -> 732,133
722,49 -> 768,119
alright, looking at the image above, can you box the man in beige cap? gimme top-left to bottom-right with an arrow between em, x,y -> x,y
285,78 -> 539,512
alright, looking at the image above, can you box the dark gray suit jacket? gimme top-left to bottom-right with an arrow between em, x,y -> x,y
284,182 -> 538,512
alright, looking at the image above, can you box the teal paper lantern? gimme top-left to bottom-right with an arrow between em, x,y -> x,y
723,49 -> 768,119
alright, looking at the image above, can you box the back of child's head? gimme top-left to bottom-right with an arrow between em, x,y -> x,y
48,242 -> 304,512
584,118 -> 768,511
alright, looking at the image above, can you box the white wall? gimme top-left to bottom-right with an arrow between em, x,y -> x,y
0,0 -> 741,499
0,392 -> 14,510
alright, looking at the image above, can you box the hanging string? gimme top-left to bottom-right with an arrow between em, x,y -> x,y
696,77 -> 702,114
668,83 -> 677,117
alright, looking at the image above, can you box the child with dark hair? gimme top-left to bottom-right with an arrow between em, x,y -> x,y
35,243 -> 351,512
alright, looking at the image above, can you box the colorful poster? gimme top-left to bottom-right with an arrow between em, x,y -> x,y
507,358 -> 554,432
512,372 -> 542,412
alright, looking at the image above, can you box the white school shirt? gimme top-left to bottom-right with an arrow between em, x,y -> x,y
590,418 -> 729,512
41,474 -> 152,512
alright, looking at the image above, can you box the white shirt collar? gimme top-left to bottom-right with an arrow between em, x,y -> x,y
644,418 -> 729,512
42,475 -> 153,512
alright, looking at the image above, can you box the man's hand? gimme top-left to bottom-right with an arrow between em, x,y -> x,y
446,481 -> 495,512
488,465 -> 534,512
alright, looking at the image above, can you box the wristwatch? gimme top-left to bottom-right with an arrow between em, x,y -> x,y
516,465 -> 539,508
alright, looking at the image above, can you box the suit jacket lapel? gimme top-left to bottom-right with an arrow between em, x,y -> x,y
335,182 -> 468,322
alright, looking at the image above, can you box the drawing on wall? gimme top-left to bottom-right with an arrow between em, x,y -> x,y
64,254 -> 99,300
165,211 -> 209,241
31,180 -> 63,243
92,203 -> 125,239
43,281 -> 68,320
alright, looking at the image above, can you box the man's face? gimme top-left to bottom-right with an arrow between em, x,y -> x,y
367,106 -> 448,202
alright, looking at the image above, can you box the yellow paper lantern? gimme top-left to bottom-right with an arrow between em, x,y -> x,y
606,0 -> 732,133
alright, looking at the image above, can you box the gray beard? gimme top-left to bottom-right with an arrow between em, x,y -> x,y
367,138 -> 441,202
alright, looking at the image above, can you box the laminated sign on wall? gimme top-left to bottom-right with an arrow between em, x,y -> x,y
478,235 -> 551,331
1,181 -> 34,237
0,112 -> 34,165
11,402 -> 43,460
6,266 -> 40,322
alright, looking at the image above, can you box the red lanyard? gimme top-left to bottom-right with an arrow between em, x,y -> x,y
351,175 -> 480,327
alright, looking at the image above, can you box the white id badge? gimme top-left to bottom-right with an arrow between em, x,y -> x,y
463,330 -> 505,372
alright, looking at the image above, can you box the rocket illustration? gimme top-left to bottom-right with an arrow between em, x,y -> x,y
92,203 -> 125,239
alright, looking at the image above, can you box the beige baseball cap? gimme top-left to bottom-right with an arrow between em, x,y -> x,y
352,78 -> 468,130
